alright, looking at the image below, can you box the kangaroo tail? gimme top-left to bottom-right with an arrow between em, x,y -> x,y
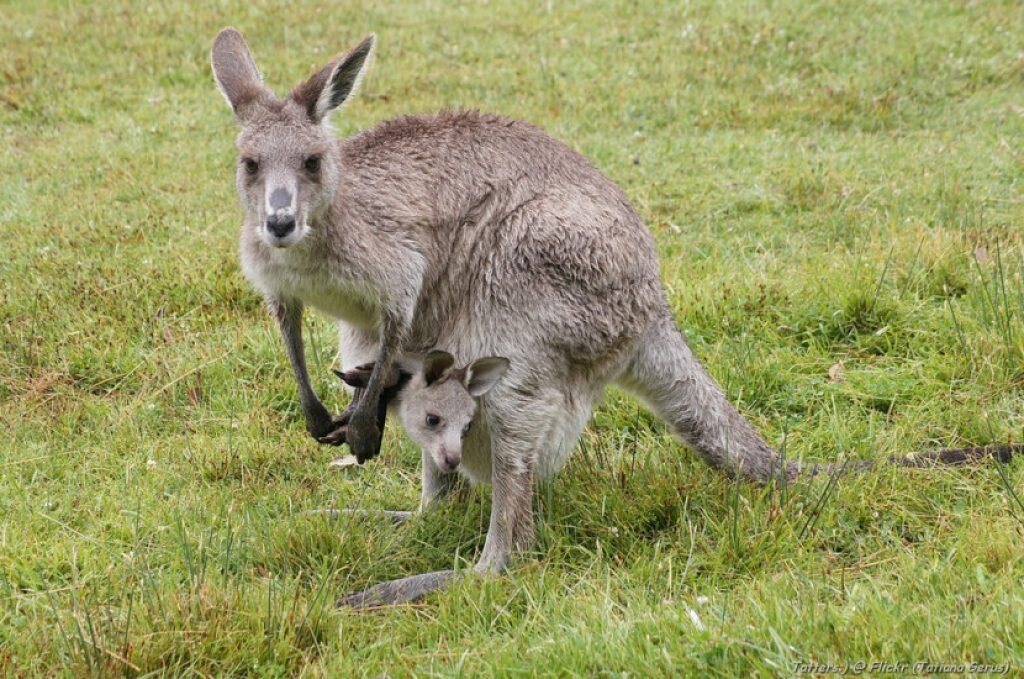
619,315 -> 798,483
802,444 -> 1023,479
620,315 -> 1020,483
888,444 -> 1021,468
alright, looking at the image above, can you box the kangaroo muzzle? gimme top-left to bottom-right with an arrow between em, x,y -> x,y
265,187 -> 297,240
440,447 -> 461,472
266,212 -> 296,238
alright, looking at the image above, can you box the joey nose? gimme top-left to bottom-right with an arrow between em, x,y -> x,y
266,213 -> 296,238
442,452 -> 461,471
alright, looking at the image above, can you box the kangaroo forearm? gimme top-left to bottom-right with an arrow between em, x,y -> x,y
343,315 -> 407,461
271,298 -> 332,434
361,310 -> 410,409
349,344 -> 394,434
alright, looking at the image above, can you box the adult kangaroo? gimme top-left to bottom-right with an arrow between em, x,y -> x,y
211,29 -> 1016,606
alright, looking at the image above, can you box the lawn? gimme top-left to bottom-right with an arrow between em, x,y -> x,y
3,0 -> 1024,675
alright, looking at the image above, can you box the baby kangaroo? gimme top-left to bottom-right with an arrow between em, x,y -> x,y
336,351 -> 509,512
333,351 -> 510,607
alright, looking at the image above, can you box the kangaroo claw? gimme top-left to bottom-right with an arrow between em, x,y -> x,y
316,413 -> 353,446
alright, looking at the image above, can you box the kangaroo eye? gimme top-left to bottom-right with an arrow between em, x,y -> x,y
243,158 -> 259,175
461,421 -> 473,438
425,414 -> 441,428
304,155 -> 321,173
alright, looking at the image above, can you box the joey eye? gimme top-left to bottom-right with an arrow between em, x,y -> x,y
461,421 -> 473,438
425,414 -> 441,428
243,158 -> 259,175
304,155 -> 321,173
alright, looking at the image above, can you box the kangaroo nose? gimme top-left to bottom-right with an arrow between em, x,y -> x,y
442,452 -> 461,471
266,213 -> 296,238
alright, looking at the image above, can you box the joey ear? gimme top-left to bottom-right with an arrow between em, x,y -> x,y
422,350 -> 455,386
211,28 -> 267,118
463,357 -> 510,397
291,34 -> 376,122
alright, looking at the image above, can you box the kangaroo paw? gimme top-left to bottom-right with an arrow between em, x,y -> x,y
337,569 -> 460,608
316,413 -> 353,446
346,409 -> 383,462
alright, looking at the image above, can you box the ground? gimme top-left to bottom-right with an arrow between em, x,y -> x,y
2,0 -> 1024,676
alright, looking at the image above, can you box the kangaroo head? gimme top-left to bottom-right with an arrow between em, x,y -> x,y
210,28 -> 375,249
398,351 -> 510,473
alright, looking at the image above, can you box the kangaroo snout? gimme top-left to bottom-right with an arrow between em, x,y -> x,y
265,186 -> 297,242
440,449 -> 461,472
266,212 -> 296,239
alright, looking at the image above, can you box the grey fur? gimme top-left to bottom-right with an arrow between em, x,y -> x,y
211,31 -> 1018,603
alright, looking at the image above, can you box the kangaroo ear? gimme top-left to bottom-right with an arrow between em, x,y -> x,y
211,28 -> 267,118
464,357 -> 510,397
291,33 -> 375,122
422,350 -> 455,386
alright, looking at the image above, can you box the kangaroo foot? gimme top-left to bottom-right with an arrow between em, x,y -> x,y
309,508 -> 415,525
337,569 -> 460,608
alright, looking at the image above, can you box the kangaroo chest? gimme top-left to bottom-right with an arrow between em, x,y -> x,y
242,246 -> 380,328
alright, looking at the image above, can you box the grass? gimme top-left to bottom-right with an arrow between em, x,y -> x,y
2,0 -> 1024,675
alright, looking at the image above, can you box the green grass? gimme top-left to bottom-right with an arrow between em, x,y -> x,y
3,0 -> 1024,675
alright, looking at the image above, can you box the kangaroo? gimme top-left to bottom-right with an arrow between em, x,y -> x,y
210,29 -> 1019,606
337,351 -> 510,510
332,351 -> 513,606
